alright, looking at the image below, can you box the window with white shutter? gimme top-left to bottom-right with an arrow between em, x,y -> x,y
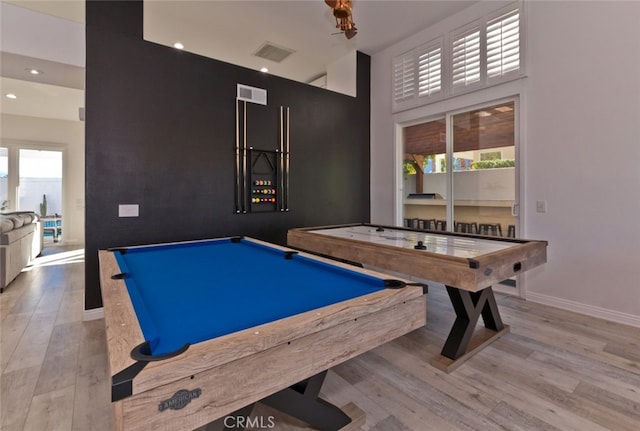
452,28 -> 481,89
417,46 -> 442,97
393,52 -> 416,105
392,38 -> 443,111
390,2 -> 524,112
487,9 -> 520,79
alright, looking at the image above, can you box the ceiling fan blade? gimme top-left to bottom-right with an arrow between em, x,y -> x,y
345,27 -> 357,40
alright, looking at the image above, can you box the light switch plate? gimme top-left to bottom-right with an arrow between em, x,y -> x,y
118,204 -> 139,217
536,200 -> 547,213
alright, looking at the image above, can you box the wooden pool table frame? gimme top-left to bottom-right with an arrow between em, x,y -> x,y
287,223 -> 548,372
99,237 -> 427,431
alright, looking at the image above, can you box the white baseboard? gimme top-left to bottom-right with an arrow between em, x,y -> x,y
83,307 -> 104,321
526,291 -> 640,328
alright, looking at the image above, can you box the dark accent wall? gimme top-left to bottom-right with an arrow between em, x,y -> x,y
85,1 -> 371,310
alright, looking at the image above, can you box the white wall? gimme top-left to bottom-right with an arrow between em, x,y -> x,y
0,2 -> 85,67
523,0 -> 640,324
1,2 -> 85,246
371,1 -> 640,326
1,114 -> 85,245
326,50 -> 357,97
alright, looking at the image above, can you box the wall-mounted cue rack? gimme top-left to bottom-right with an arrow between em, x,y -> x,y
234,99 -> 290,214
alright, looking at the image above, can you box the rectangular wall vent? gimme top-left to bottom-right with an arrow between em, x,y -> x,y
253,42 -> 295,63
237,84 -> 267,105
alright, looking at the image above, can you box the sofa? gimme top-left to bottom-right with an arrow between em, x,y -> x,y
0,212 -> 43,292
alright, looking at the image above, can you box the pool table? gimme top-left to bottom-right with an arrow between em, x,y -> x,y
288,223 -> 547,372
98,236 -> 426,431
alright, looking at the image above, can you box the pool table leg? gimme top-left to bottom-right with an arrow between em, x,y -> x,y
261,370 -> 351,431
441,285 -> 505,360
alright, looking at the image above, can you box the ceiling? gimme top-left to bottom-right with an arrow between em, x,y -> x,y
0,0 -> 476,123
144,1 -> 477,84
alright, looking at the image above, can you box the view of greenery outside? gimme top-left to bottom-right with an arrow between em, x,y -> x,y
404,155 -> 515,175
471,159 -> 515,169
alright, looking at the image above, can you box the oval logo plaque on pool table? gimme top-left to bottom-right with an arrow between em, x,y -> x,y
158,388 -> 202,412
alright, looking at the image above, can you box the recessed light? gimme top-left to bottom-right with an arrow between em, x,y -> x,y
260,67 -> 269,73
173,42 -> 184,50
26,68 -> 42,75
5,93 -> 17,99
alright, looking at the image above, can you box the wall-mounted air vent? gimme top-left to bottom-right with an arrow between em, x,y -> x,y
253,42 -> 295,63
237,84 -> 267,106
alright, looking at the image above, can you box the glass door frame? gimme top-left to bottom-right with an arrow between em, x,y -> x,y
1,146 -> 19,213
395,95 -> 522,296
446,98 -> 521,235
1,139 -> 67,234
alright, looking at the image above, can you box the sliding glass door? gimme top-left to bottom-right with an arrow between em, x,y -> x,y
452,101 -> 517,238
402,99 -> 519,293
402,117 -> 447,230
1,145 -> 64,245
19,149 -> 63,243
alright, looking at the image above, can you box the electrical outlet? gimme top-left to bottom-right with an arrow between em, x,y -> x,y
536,200 -> 547,213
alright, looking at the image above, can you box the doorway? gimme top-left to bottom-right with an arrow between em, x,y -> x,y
1,145 -> 64,245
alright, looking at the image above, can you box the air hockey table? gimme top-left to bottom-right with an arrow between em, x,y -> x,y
288,223 -> 547,372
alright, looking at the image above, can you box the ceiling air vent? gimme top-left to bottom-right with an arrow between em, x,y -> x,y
253,42 -> 295,63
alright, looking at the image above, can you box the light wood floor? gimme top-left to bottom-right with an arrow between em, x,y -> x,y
1,246 -> 639,431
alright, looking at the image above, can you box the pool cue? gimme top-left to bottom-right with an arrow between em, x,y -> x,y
284,106 -> 290,211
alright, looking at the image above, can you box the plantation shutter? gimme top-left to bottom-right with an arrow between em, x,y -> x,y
417,46 -> 442,97
393,52 -> 416,105
391,3 -> 523,111
452,28 -> 481,89
487,9 -> 520,78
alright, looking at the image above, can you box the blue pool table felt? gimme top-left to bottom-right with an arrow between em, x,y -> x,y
114,238 -> 387,356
